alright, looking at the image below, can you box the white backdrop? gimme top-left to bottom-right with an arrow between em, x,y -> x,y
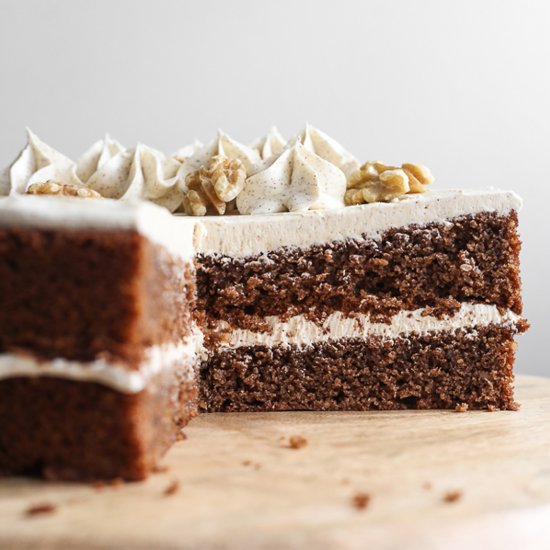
0,0 -> 548,376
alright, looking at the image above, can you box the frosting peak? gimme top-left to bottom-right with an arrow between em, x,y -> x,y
236,142 -> 346,214
84,143 -> 183,212
179,130 -> 261,181
0,129 -> 80,196
251,127 -> 286,161
293,124 -> 359,177
76,135 -> 124,183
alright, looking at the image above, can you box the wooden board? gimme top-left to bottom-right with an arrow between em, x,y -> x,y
1,375 -> 549,550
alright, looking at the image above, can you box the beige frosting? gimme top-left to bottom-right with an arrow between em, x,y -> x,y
76,135 -> 124,183
292,124 -> 359,176
0,194 -> 196,259
1,126 -> 361,215
83,142 -> 183,212
173,139 -> 203,163
177,130 -> 262,187
0,332 -> 202,394
0,128 -> 80,196
198,188 -> 522,256
211,304 -> 522,349
236,142 -> 346,214
251,127 -> 286,160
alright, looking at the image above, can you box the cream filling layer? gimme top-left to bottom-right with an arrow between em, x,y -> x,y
212,303 -> 522,349
0,337 -> 200,394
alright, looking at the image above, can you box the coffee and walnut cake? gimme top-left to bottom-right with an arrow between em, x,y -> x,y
0,125 -> 527,481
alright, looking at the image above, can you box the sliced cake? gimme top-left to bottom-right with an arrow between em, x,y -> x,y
0,126 -> 528,481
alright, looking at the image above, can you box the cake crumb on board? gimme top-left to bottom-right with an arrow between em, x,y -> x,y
163,479 -> 180,496
351,492 -> 371,510
442,490 -> 462,503
282,435 -> 308,449
24,502 -> 57,517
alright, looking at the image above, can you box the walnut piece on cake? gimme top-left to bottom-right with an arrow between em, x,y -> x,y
183,155 -> 246,216
26,181 -> 102,198
345,161 -> 434,205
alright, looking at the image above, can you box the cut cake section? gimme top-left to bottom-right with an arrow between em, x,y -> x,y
0,197 -> 198,481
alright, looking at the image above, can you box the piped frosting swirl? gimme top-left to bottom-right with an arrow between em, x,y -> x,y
0,129 -> 80,196
1,126 -> 433,216
236,142 -> 346,214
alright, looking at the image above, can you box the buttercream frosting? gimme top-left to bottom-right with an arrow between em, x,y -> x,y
251,127 -> 286,160
173,140 -> 204,163
83,143 -> 183,212
212,303 -> 523,349
0,128 -> 80,196
177,130 -> 262,185
76,135 -> 124,183
0,195 -> 196,259
198,188 -> 522,257
0,337 -> 200,394
236,142 -> 346,214
292,124 -> 360,176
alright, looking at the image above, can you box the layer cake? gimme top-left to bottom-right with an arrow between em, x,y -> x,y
0,127 -> 527,480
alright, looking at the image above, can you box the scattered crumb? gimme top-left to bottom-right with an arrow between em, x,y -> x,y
253,463 -> 261,470
163,479 -> 180,496
351,492 -> 371,510
422,482 -> 432,491
24,502 -> 57,517
286,435 -> 308,449
153,464 -> 170,474
241,460 -> 251,466
487,404 -> 497,412
455,403 -> 469,413
442,490 -> 462,503
108,478 -> 124,489
92,478 -> 123,490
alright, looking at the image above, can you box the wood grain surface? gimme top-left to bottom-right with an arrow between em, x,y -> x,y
1,375 -> 549,550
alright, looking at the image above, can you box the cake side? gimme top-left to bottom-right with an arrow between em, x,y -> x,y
197,210 -> 523,332
0,198 -> 199,481
196,189 -> 527,413
0,369 -> 197,481
200,324 -> 519,412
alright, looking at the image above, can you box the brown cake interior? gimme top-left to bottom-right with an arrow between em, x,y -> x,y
0,206 -> 527,481
0,229 -> 194,366
0,228 -> 197,481
199,324 -> 522,413
197,210 -> 526,413
0,368 -> 197,481
197,212 -> 522,331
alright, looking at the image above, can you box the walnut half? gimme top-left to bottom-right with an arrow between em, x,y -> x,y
345,161 -> 433,205
182,155 -> 246,216
26,181 -> 102,198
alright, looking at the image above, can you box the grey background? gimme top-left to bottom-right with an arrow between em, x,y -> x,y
0,0 -> 548,376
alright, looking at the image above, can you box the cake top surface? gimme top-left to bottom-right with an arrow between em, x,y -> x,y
0,125 -> 523,256
1,126 -> 436,216
0,187 -> 521,257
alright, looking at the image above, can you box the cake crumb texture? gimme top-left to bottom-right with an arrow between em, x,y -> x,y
200,325 -> 518,412
0,373 -> 197,481
198,212 -> 523,329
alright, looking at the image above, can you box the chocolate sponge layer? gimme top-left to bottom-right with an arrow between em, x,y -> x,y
197,212 -> 523,330
0,367 -> 198,482
199,324 -> 522,412
0,229 -> 195,366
